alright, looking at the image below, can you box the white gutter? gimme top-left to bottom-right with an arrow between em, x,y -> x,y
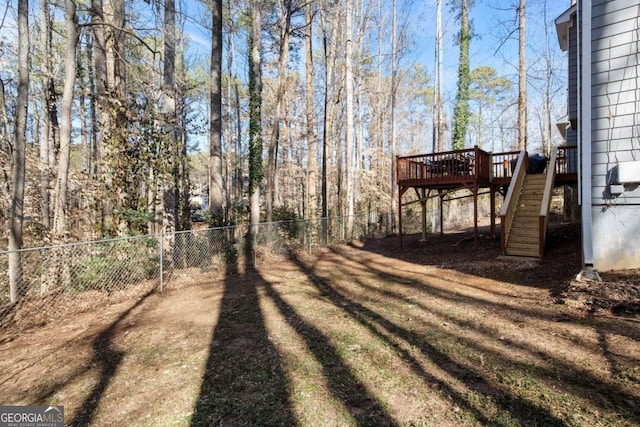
579,0 -> 594,266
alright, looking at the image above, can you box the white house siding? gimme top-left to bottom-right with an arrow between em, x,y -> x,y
590,0 -> 640,270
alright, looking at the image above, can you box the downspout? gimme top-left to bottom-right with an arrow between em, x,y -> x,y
579,0 -> 594,266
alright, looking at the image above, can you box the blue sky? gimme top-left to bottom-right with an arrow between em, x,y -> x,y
413,1 -> 570,92
0,0 -> 570,87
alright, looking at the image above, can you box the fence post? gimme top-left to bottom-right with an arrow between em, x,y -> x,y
159,233 -> 164,293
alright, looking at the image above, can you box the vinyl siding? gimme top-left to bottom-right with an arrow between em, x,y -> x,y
568,13 -> 578,128
590,0 -> 640,205
589,0 -> 640,270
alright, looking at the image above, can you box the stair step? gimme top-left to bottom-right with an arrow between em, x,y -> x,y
510,228 -> 540,237
507,244 -> 540,253
512,220 -> 540,227
513,214 -> 540,220
514,211 -> 542,217
506,244 -> 540,252
507,237 -> 540,245
505,248 -> 540,257
507,243 -> 540,253
516,204 -> 541,210
502,172 -> 551,259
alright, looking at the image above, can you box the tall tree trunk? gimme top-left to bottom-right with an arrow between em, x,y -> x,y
91,0 -> 108,233
106,0 -> 127,233
209,0 -> 224,226
436,0 -> 444,151
305,3 -> 317,224
542,0 -> 552,156
390,0 -> 397,233
452,0 -> 471,150
38,0 -> 52,229
321,9 -> 336,241
0,78 -> 10,152
9,0 -> 29,303
223,13 -> 234,220
162,0 -> 177,264
345,0 -> 355,236
518,0 -> 527,150
266,0 -> 293,224
94,0 -> 127,235
248,0 -> 263,264
229,5 -> 244,225
176,1 -> 191,234
323,5 -> 339,223
53,0 -> 78,236
374,0 -> 384,174
86,30 -> 97,179
78,32 -> 91,175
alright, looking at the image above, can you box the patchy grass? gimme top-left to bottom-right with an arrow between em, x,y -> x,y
0,225 -> 639,426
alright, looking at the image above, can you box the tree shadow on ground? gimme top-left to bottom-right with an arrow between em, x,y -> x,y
260,278 -> 399,426
191,231 -> 399,426
286,249 -> 640,426
286,251 -> 569,426
360,219 -> 581,297
190,238 -> 295,426
69,288 -> 155,426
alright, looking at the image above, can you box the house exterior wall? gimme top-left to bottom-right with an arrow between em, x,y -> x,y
565,10 -> 579,173
568,12 -> 578,130
589,0 -> 640,270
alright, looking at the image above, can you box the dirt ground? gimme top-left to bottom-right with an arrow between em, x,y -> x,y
1,220 -> 639,426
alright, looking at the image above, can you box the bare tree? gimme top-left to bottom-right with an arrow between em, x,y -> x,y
518,0 -> 527,150
93,0 -> 128,235
248,0 -> 264,263
0,78 -> 9,152
52,0 -> 78,236
321,4 -> 338,240
305,2 -> 317,223
345,0 -> 355,235
265,0 -> 295,223
9,0 -> 29,303
390,0 -> 397,233
435,0 -> 444,151
38,0 -> 53,229
209,0 -> 224,226
452,0 -> 471,150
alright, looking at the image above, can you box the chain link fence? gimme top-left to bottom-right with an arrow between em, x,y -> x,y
1,213 -> 424,330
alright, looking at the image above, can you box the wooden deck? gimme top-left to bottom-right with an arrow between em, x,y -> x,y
396,146 -> 578,189
395,146 -> 578,248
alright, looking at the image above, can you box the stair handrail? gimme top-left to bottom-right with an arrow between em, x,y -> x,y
538,148 -> 558,257
500,150 -> 528,255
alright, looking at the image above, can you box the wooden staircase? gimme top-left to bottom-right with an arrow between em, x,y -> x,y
500,149 -> 557,259
505,174 -> 546,257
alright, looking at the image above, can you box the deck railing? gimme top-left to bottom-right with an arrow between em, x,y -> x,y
396,146 -> 492,185
538,148 -> 558,257
491,150 -> 520,182
555,145 -> 578,176
500,150 -> 528,254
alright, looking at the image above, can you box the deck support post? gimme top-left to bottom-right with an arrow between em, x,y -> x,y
398,186 -> 407,249
473,185 -> 479,244
420,189 -> 428,240
438,191 -> 444,236
490,186 -> 496,238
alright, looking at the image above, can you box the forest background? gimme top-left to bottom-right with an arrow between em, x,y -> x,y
0,0 -> 569,259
